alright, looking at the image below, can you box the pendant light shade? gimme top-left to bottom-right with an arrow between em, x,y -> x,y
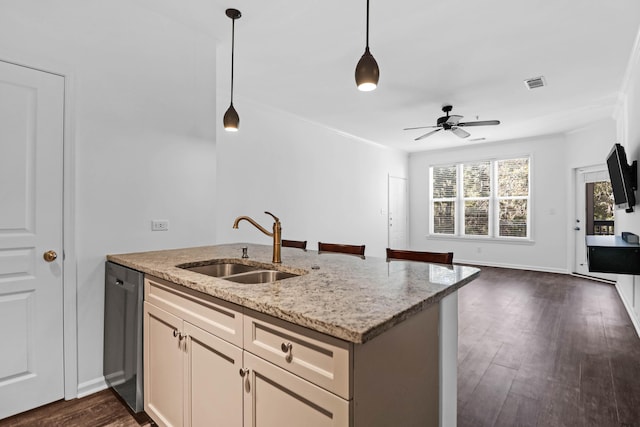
355,0 -> 379,91
355,47 -> 379,91
224,8 -> 241,132
223,104 -> 239,131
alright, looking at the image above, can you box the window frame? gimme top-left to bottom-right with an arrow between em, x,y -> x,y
428,155 -> 532,241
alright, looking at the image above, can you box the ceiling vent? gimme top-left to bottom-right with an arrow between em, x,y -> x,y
524,76 -> 546,90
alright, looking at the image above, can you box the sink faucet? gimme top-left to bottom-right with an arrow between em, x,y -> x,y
233,211 -> 282,264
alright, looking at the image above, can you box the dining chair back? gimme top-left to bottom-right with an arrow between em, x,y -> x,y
386,248 -> 453,265
318,242 -> 366,259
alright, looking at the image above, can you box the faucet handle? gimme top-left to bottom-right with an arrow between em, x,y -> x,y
264,211 -> 280,223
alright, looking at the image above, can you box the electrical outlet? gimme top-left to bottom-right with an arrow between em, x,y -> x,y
151,220 -> 169,231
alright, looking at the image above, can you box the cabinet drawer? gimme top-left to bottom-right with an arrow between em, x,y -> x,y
145,276 -> 243,347
244,309 -> 352,399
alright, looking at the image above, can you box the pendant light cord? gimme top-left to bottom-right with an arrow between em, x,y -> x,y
365,0 -> 370,49
230,18 -> 235,104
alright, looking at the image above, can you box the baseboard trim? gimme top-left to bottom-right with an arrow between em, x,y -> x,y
454,258 -> 568,275
570,272 -> 616,284
615,282 -> 640,339
76,376 -> 108,399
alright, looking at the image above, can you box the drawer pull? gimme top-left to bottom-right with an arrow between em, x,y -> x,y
239,368 -> 250,377
281,342 -> 293,363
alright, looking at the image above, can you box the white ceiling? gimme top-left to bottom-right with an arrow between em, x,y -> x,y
137,0 -> 640,152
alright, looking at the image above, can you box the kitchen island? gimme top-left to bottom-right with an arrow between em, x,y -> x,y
107,243 -> 480,427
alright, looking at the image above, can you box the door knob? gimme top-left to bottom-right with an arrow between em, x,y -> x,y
43,250 -> 57,262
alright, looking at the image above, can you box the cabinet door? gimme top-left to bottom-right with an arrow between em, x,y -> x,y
144,302 -> 185,427
243,352 -> 350,427
184,322 -> 243,427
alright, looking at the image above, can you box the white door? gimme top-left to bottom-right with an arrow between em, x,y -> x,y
574,167 -> 617,281
388,176 -> 408,249
0,61 -> 64,419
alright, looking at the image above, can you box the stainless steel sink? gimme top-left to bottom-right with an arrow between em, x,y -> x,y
223,270 -> 299,284
177,260 -> 300,284
183,263 -> 258,277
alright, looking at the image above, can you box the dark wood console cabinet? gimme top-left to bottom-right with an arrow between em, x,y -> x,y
586,236 -> 640,275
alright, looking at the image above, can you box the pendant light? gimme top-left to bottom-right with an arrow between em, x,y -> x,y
223,8 -> 241,131
355,0 -> 379,91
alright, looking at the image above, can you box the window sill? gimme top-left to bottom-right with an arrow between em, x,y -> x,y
427,234 -> 535,245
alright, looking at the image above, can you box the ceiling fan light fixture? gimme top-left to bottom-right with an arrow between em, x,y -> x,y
355,47 -> 379,91
355,0 -> 379,91
404,105 -> 501,141
223,103 -> 239,131
224,8 -> 241,132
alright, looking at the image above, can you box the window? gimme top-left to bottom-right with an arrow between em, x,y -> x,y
431,165 -> 456,234
429,157 -> 530,239
587,181 -> 614,236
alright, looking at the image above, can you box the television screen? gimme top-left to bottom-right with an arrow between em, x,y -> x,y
606,143 -> 636,211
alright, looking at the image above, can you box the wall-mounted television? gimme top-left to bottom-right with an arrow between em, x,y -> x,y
606,143 -> 637,212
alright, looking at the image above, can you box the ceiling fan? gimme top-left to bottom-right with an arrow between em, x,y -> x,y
404,105 -> 500,141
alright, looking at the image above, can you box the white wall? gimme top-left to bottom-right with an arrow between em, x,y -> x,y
409,135 -> 570,273
215,99 -> 408,258
615,31 -> 640,329
0,1 -> 218,395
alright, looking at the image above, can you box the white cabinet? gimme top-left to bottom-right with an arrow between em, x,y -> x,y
243,351 -> 350,427
184,321 -> 243,427
144,277 -> 244,427
144,275 -> 441,427
144,302 -> 184,427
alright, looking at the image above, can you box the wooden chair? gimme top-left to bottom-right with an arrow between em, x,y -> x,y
318,242 -> 366,259
386,248 -> 453,265
281,239 -> 307,251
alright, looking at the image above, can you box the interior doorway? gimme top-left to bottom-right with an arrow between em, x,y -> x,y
574,167 -> 617,281
388,176 -> 408,249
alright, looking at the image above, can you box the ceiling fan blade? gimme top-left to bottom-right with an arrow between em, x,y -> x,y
445,115 -> 463,126
403,125 -> 439,131
457,120 -> 500,127
415,129 -> 442,141
451,127 -> 470,138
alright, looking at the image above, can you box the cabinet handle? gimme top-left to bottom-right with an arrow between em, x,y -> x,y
281,342 -> 292,352
172,330 -> 187,340
239,368 -> 249,377
281,342 -> 293,363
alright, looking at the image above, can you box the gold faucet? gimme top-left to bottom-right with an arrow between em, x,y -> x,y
233,211 -> 282,264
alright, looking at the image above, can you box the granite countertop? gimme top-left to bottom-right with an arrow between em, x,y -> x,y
107,243 -> 480,344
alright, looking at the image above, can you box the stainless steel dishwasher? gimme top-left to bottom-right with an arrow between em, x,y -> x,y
104,261 -> 144,412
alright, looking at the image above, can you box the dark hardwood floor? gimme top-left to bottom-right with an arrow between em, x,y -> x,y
2,267 -> 639,426
458,267 -> 640,427
0,389 -> 152,427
